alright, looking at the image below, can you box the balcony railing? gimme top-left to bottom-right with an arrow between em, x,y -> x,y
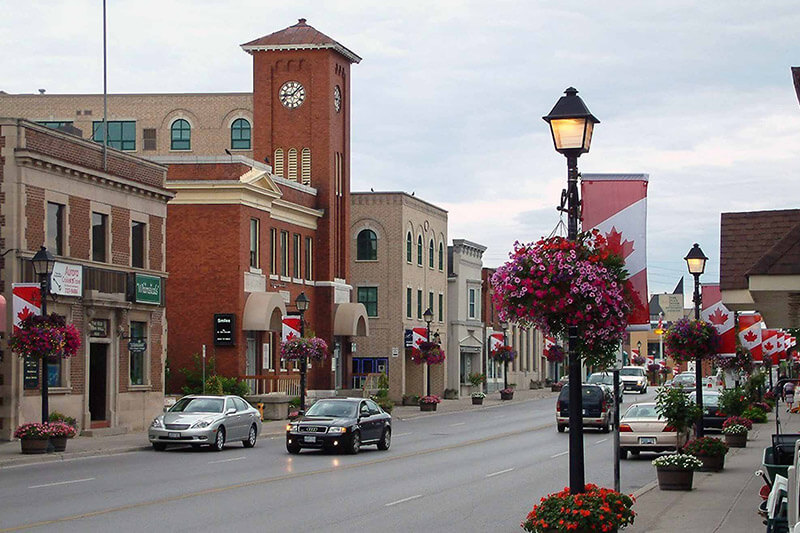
241,374 -> 300,396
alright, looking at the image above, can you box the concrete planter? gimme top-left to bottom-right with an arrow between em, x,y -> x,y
472,397 -> 484,405
50,436 -> 68,452
656,466 -> 694,490
20,438 -> 49,455
420,402 -> 437,412
500,391 -> 514,401
724,432 -> 747,448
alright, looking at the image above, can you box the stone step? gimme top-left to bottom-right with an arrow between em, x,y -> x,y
80,426 -> 129,438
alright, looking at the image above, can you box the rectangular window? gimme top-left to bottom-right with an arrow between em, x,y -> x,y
280,231 -> 289,276
468,288 -> 476,319
417,289 -> 422,319
429,291 -> 434,318
92,212 -> 107,262
129,321 -> 147,385
131,221 -> 146,268
406,288 -> 412,318
270,228 -> 277,275
357,287 -> 378,317
46,202 -> 65,255
92,120 -> 136,151
305,237 -> 313,280
249,219 -> 259,269
438,293 -> 443,322
293,234 -> 301,278
142,128 -> 157,151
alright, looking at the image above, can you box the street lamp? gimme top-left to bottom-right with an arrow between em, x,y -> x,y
295,292 -> 310,413
31,246 -> 56,424
499,319 -> 509,390
423,307 -> 433,396
544,87 -> 599,494
684,243 -> 708,438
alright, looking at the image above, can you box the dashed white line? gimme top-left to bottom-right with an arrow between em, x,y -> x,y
595,438 -> 609,444
550,451 -> 569,458
450,422 -> 466,427
486,468 -> 514,478
394,432 -> 412,437
29,477 -> 95,489
209,456 -> 247,464
385,494 -> 423,507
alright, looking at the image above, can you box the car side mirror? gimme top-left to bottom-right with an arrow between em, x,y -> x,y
226,408 -> 236,415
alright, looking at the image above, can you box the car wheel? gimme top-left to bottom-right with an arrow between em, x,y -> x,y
286,441 -> 301,454
377,428 -> 391,451
601,421 -> 610,433
152,442 -> 166,452
642,386 -> 647,394
211,427 -> 225,452
557,424 -> 566,433
630,449 -> 640,457
348,431 -> 361,455
620,448 -> 629,460
242,424 -> 258,448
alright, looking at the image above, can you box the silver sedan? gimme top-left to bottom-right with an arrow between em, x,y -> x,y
149,395 -> 262,451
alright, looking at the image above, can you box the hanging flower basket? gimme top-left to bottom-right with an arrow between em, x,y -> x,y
664,318 -> 720,363
544,344 -> 565,363
489,345 -> 515,364
491,231 -> 636,368
410,341 -> 445,365
280,337 -> 329,362
714,346 -> 753,373
9,313 -> 81,360
632,354 -> 646,366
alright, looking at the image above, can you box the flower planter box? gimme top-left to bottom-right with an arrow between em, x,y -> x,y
50,436 -> 67,452
724,433 -> 747,448
500,391 -> 514,401
20,438 -> 49,455
697,454 -> 725,472
420,403 -> 437,412
472,397 -> 484,405
656,466 -> 694,490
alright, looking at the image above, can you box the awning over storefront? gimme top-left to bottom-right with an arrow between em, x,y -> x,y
242,291 -> 286,331
333,303 -> 369,337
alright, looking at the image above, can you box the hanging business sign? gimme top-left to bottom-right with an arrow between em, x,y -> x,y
50,262 -> 83,297
214,314 -> 236,346
128,338 -> 147,353
23,357 -> 39,390
134,274 -> 161,305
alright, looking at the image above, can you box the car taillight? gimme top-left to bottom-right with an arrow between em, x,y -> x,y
619,424 -> 633,432
601,400 -> 607,412
715,411 -> 723,416
556,401 -> 561,412
663,425 -> 675,432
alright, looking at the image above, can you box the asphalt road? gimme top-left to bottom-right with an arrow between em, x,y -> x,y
0,390 -> 659,532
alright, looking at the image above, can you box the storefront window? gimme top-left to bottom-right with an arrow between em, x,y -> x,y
130,321 -> 147,385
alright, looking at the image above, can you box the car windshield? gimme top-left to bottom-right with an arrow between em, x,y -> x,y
170,397 -> 224,413
587,374 -> 613,385
674,375 -> 694,384
690,393 -> 719,407
305,401 -> 357,418
620,368 -> 644,377
623,404 -> 661,419
560,386 -> 604,403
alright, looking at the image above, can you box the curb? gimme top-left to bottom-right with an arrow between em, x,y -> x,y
0,445 -> 151,469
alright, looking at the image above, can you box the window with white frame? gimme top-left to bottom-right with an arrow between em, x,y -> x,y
468,288 -> 477,319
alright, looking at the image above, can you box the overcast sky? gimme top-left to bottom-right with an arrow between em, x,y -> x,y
2,1 -> 799,300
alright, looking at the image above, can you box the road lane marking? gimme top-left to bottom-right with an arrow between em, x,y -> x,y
394,432 -> 412,437
486,468 -> 514,478
449,422 -> 465,427
209,456 -> 246,464
29,478 -> 95,489
550,451 -> 568,458
595,438 -> 609,444
385,494 -> 423,507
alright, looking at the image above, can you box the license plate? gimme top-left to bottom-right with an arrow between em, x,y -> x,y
303,436 -> 316,443
168,432 -> 180,439
639,437 -> 656,445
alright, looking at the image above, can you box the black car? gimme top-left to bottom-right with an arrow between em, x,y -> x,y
688,390 -> 725,432
286,397 -> 391,454
556,384 -> 614,433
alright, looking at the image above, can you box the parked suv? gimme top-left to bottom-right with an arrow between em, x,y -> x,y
619,366 -> 648,394
556,384 -> 613,433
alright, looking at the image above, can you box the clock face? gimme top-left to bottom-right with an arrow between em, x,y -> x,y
334,85 -> 342,112
279,81 -> 305,109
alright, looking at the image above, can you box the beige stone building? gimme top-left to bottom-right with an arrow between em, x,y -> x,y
350,192 -> 448,401
0,92 -> 254,159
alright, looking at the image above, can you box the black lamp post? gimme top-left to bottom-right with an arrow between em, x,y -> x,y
295,292 -> 310,413
31,246 -> 56,424
544,87 -> 599,494
685,243 -> 708,438
423,307 -> 433,396
499,319 -> 509,390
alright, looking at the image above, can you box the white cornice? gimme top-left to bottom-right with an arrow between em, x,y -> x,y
240,43 -> 362,64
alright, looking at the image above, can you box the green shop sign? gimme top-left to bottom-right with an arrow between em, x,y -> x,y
135,274 -> 161,305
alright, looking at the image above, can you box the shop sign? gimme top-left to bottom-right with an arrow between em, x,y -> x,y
128,338 -> 147,353
89,319 -> 109,338
23,357 -> 39,389
135,274 -> 161,305
50,262 -> 83,297
404,329 -> 413,347
214,314 -> 236,346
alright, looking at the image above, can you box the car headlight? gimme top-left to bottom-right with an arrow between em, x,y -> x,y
151,417 -> 164,429
327,427 -> 347,434
286,424 -> 300,433
191,419 -> 213,429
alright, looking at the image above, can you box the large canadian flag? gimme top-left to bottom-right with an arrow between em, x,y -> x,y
581,174 -> 649,328
763,329 -> 780,365
700,284 -> 735,356
738,312 -> 763,361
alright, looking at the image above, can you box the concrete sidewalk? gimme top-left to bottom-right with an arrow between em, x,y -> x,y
627,407 -> 791,532
0,387 -> 558,468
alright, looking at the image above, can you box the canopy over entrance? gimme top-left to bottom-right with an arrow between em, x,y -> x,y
242,292 -> 286,331
333,303 -> 369,337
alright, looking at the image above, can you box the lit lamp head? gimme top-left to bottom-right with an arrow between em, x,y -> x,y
499,319 -> 508,332
684,243 -> 708,276
423,308 -> 433,325
542,87 -> 600,156
31,246 -> 56,278
295,292 -> 310,313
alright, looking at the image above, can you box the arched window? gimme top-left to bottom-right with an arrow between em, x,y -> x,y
287,148 -> 298,181
301,148 -> 311,186
428,239 -> 434,268
274,148 -> 284,177
170,119 -> 191,150
406,232 -> 412,263
417,235 -> 423,266
438,242 -> 444,271
231,118 -> 251,150
356,229 -> 377,261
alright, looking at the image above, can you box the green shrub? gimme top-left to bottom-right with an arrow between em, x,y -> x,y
218,376 -> 250,397
49,411 -> 78,430
718,387 -> 749,416
744,371 -> 766,403
373,396 -> 394,413
179,353 -> 216,395
288,396 -> 301,408
205,375 -> 224,395
742,406 -> 767,423
655,386 -> 701,435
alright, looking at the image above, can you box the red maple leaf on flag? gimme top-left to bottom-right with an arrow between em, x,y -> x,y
286,332 -> 297,340
707,308 -> 729,326
743,330 -> 758,343
605,227 -> 635,258
16,306 -> 34,323
764,342 -> 774,351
